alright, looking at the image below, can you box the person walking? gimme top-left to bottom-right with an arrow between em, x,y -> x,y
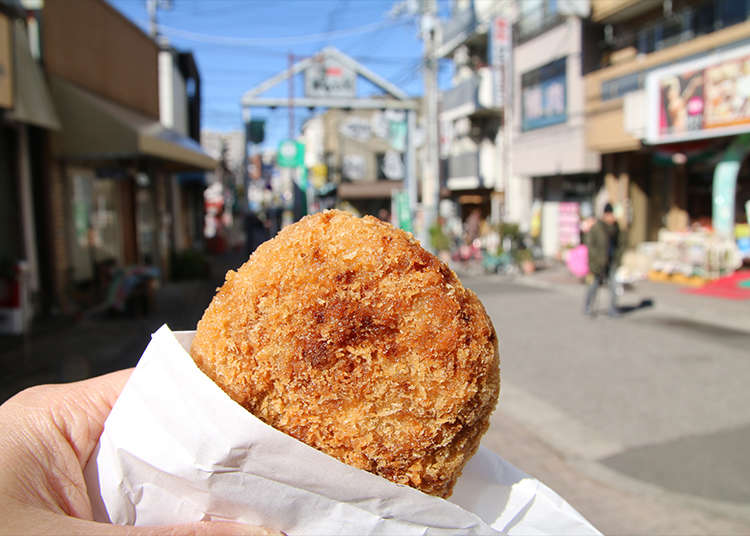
584,203 -> 625,317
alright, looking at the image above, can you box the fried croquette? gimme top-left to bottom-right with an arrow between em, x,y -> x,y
191,210 -> 500,498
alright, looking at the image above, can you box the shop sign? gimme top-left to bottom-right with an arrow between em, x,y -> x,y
488,16 -> 510,108
277,139 -> 304,168
0,14 -> 12,109
342,154 -> 365,181
310,163 -> 328,189
646,44 -> 750,144
339,116 -> 371,141
305,57 -> 356,99
387,119 -> 407,152
381,150 -> 404,180
521,58 -> 566,131
394,190 -> 412,233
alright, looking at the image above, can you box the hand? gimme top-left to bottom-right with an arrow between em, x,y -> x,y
0,370 -> 280,536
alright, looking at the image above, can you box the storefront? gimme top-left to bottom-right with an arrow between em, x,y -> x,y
0,13 -> 60,331
530,174 -> 601,257
48,76 -> 215,311
644,42 -> 750,235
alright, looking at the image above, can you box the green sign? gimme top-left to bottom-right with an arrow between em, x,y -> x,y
395,191 -> 412,233
277,139 -> 304,168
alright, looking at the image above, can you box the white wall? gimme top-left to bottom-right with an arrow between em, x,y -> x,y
512,18 -> 599,178
159,50 -> 188,136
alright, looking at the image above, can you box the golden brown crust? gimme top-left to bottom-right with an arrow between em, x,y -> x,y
191,210 -> 500,497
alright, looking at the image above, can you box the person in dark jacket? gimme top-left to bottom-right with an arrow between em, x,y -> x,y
584,203 -> 625,317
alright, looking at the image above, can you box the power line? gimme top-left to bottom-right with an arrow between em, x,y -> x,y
154,18 -> 402,47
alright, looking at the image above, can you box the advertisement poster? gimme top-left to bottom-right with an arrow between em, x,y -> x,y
557,202 -> 580,248
646,45 -> 750,143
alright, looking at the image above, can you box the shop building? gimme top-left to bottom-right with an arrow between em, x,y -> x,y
585,0 -> 750,247
0,2 -> 60,332
34,0 -> 214,315
511,1 -> 602,258
300,107 -> 417,219
158,47 -> 206,253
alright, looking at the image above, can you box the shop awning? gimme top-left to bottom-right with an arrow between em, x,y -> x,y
338,180 -> 402,200
6,20 -> 60,130
48,76 -> 216,171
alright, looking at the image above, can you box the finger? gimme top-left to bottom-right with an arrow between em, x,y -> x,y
5,511 -> 283,536
51,369 -> 136,466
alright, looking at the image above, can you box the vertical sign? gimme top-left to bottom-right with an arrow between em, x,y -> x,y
0,13 -> 12,109
489,16 -> 510,108
395,191 -> 413,233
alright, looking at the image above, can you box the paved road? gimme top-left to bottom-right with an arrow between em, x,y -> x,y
463,274 -> 750,533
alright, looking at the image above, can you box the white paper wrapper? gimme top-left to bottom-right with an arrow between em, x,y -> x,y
85,325 -> 600,535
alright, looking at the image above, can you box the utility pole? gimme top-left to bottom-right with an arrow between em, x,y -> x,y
146,0 -> 172,39
420,0 -> 439,251
147,0 -> 157,37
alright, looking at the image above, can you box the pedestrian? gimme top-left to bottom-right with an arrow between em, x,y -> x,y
0,370 -> 280,535
583,203 -> 625,317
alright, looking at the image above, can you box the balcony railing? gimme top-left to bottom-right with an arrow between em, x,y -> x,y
447,151 -> 479,181
445,143 -> 498,190
438,7 -> 476,56
442,78 -> 477,114
441,68 -> 499,117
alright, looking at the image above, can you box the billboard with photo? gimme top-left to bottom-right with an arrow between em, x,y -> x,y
646,44 -> 750,144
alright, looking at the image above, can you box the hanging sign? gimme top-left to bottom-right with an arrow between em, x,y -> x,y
305,57 -> 356,98
277,139 -> 304,168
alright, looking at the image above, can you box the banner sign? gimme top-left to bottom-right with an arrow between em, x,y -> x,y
305,56 -> 356,99
646,44 -> 750,144
712,134 -> 750,235
488,16 -> 510,108
521,57 -> 566,131
394,190 -> 413,233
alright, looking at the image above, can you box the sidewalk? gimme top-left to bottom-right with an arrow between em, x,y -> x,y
515,262 -> 750,335
0,250 -> 247,403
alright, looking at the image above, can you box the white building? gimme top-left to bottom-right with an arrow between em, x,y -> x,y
438,0 -> 512,232
511,0 -> 601,257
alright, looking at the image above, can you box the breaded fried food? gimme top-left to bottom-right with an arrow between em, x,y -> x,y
191,210 -> 499,498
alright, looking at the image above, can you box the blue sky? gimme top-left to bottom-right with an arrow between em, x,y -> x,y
107,0 -> 453,150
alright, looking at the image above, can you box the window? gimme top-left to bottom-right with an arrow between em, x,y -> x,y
517,0 -> 562,42
521,57 -> 567,131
